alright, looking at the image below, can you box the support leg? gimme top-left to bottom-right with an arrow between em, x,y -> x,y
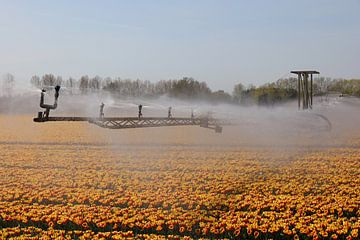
310,74 -> 313,108
298,74 -> 301,109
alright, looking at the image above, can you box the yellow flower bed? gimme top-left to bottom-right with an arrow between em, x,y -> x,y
0,118 -> 359,239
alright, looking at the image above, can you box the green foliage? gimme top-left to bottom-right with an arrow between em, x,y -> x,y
233,77 -> 360,106
169,77 -> 211,98
211,90 -> 232,103
327,79 -> 360,96
233,80 -> 297,106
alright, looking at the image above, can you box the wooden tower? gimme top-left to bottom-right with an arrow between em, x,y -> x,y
291,70 -> 320,109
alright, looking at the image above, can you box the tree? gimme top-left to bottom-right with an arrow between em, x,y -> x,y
276,78 -> 297,90
211,90 -> 232,103
66,77 -> 76,89
30,75 -> 41,88
55,76 -> 63,86
41,74 -> 56,87
89,76 -> 102,91
233,83 -> 244,103
2,73 -> 15,97
65,77 -> 76,94
169,77 -> 211,98
79,75 -> 89,94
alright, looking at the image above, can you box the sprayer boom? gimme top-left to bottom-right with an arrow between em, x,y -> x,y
33,116 -> 230,133
33,86 -> 231,133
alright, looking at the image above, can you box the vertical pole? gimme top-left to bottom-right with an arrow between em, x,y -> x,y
298,74 -> 301,109
304,73 -> 309,109
302,74 -> 306,109
310,74 -> 313,108
303,74 -> 306,109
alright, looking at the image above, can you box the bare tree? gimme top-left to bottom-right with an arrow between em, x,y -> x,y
2,73 -> 15,97
79,75 -> 89,94
55,76 -> 63,86
41,74 -> 56,87
233,83 -> 244,103
66,77 -> 76,88
30,75 -> 41,88
89,76 -> 102,92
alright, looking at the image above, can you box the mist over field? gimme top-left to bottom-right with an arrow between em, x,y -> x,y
1,85 -> 360,149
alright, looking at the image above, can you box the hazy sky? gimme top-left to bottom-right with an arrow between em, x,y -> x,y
0,0 -> 359,92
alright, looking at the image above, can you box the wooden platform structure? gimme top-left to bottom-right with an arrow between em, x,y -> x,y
33,116 -> 231,133
291,70 -> 320,109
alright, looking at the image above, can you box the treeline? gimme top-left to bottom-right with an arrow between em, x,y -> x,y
326,79 -> 360,96
30,74 -> 233,102
234,77 -> 360,105
29,74 -> 360,105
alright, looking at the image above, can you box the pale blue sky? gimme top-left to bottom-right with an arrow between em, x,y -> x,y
0,0 -> 359,91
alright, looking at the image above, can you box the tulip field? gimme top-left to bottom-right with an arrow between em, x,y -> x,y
0,115 -> 359,239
